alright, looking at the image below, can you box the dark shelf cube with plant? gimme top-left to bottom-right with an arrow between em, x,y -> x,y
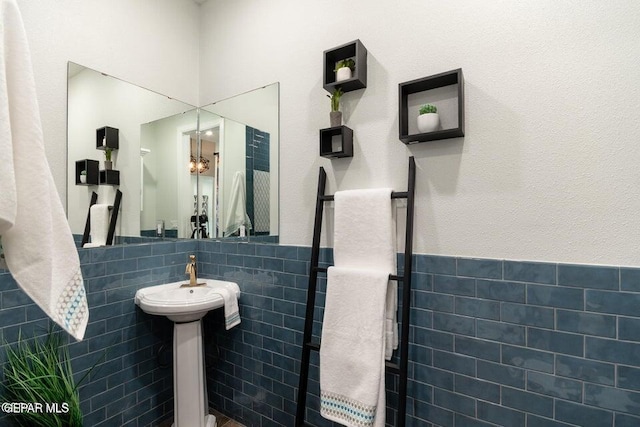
75,159 -> 99,186
320,126 -> 353,158
399,68 -> 465,144
323,39 -> 367,93
96,126 -> 119,150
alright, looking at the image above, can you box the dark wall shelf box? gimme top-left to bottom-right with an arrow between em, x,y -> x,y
75,159 -> 99,186
399,68 -> 465,144
99,170 -> 120,186
323,40 -> 367,93
96,126 -> 119,150
320,126 -> 353,158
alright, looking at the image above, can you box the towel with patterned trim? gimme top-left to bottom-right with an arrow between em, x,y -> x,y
320,267 -> 388,427
212,286 -> 240,330
0,0 -> 88,340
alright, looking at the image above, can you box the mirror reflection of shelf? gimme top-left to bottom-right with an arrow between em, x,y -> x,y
96,126 -> 119,150
99,169 -> 120,186
74,159 -> 99,186
399,68 -> 465,144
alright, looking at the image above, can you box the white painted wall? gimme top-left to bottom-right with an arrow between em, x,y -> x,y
199,0 -> 640,265
19,0 -> 640,264
17,0 -> 200,203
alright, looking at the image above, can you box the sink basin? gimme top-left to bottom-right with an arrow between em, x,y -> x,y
135,278 -> 240,322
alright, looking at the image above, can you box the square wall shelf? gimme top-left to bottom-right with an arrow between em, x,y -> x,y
320,126 -> 353,158
399,68 -> 464,144
99,169 -> 120,186
75,159 -> 99,186
96,126 -> 119,150
323,39 -> 367,93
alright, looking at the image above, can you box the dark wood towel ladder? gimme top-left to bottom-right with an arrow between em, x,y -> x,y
295,156 -> 416,426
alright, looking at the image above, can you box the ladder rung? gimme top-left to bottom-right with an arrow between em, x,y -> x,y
314,267 -> 402,282
385,361 -> 400,374
320,191 -> 409,202
306,341 -> 320,351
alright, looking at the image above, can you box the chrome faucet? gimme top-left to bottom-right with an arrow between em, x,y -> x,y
185,255 -> 198,286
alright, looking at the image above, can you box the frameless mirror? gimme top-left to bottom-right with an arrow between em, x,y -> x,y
66,63 -> 279,244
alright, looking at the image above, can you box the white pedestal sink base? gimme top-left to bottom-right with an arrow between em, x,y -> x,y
172,320 -> 216,427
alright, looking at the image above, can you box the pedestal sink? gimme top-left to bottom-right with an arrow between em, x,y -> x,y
135,279 -> 240,427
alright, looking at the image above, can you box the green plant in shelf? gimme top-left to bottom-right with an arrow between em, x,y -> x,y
419,104 -> 438,115
80,170 -> 86,176
327,88 -> 344,112
334,58 -> 355,72
104,147 -> 113,161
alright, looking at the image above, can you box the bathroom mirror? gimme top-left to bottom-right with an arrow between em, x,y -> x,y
66,62 -> 279,242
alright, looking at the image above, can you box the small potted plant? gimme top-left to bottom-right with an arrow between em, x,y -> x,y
335,58 -> 355,82
104,147 -> 113,170
328,88 -> 344,127
417,103 -> 440,133
79,170 -> 87,184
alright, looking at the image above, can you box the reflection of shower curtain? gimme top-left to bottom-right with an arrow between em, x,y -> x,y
253,170 -> 270,233
246,126 -> 270,234
224,171 -> 252,237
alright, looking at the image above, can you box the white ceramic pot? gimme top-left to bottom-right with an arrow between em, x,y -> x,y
80,174 -> 87,184
336,67 -> 352,82
417,113 -> 440,133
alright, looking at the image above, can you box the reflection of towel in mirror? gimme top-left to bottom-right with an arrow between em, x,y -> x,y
224,171 -> 252,237
0,0 -> 88,340
83,204 -> 110,248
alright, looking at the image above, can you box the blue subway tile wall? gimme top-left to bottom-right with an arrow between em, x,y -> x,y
0,240 -> 197,426
199,244 -> 640,427
4,240 -> 640,427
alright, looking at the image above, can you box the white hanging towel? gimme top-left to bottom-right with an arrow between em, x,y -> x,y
320,188 -> 397,427
223,171 -> 252,237
210,286 -> 241,330
333,188 -> 398,359
83,204 -> 110,248
0,0 -> 88,340
320,267 -> 388,426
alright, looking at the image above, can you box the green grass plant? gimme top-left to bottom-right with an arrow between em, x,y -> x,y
3,328 -> 88,426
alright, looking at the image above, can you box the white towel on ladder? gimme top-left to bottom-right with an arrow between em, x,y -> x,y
320,267 -> 388,427
320,188 -> 397,427
0,0 -> 88,340
333,188 -> 398,358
